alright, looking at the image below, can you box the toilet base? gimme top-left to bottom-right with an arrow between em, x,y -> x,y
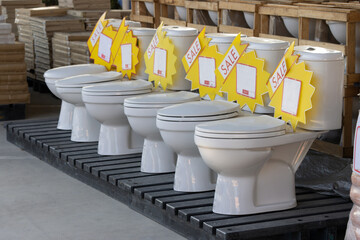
213,174 -> 297,215
174,155 -> 216,192
71,105 -> 101,142
141,139 -> 176,173
98,124 -> 143,155
57,100 -> 74,130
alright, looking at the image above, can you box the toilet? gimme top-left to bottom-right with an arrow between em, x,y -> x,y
194,46 -> 345,215
124,91 -> 200,173
241,37 -> 289,113
130,27 -> 156,80
156,101 -> 240,192
82,80 -> 153,155
44,64 -> 107,130
282,17 -> 316,40
55,72 -> 122,142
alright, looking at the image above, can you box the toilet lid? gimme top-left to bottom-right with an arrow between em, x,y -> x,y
157,101 -> 240,122
44,64 -> 106,81
242,37 -> 289,50
130,27 -> 156,36
56,71 -> 122,88
124,91 -> 200,108
82,79 -> 153,96
294,45 -> 343,61
162,26 -> 198,36
195,115 -> 286,139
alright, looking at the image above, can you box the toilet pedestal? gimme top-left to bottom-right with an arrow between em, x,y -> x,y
71,105 -> 100,142
58,101 -> 75,130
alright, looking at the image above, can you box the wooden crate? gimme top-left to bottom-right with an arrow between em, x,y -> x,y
159,0 -> 187,26
296,5 -> 360,158
185,0 -> 219,33
131,0 -> 160,27
218,0 -> 263,37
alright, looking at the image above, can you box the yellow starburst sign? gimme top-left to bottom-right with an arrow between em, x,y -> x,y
218,34 -> 270,112
144,22 -> 177,90
87,12 -> 108,54
112,19 -> 139,79
267,42 -> 299,98
269,61 -> 315,130
89,24 -> 117,70
181,28 -> 224,100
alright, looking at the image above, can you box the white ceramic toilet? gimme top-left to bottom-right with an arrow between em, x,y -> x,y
282,17 -> 316,40
194,46 -> 345,215
156,101 -> 240,192
241,37 -> 289,113
44,64 -> 107,130
55,72 -> 122,142
124,91 -> 201,173
82,80 -> 153,155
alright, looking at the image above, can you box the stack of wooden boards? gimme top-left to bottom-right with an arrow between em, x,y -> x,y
58,0 -> 111,10
0,42 -> 30,104
0,0 -> 44,36
0,23 -> 14,43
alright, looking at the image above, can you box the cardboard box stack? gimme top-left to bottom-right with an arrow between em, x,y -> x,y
52,31 -> 90,68
30,15 -> 85,81
69,41 -> 90,64
0,0 -> 44,36
58,0 -> 111,10
15,6 -> 69,75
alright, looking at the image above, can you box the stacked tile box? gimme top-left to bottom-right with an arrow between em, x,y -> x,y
58,0 -> 111,10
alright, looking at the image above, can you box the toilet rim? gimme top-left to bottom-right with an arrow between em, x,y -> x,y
195,129 -> 286,139
57,80 -> 116,88
157,111 -> 239,122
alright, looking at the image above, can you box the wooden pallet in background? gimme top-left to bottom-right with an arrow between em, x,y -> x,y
130,0 -> 160,27
185,0 -> 219,33
159,0 -> 187,26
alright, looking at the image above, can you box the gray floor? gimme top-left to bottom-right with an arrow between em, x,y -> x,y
0,90 -> 185,240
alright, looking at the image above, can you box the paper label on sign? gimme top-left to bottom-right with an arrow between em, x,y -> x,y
98,33 -> 112,63
90,20 -> 104,47
269,57 -> 287,93
121,44 -> 132,70
147,33 -> 159,59
199,56 -> 216,88
185,37 -> 201,68
281,77 -> 301,116
354,123 -> 360,174
236,63 -> 256,99
153,47 -> 167,78
218,45 -> 240,80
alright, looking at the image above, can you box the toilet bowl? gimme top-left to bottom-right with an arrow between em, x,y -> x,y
175,6 -> 187,21
194,45 -> 345,215
195,115 -> 321,215
162,26 -> 198,90
144,2 -> 174,18
241,37 -> 289,114
55,72 -> 122,142
156,101 -> 240,192
208,11 -> 218,25
130,27 -> 156,80
124,91 -> 200,173
243,12 -> 254,29
327,21 -> 360,73
82,80 -> 153,155
44,64 -> 107,130
282,17 -> 316,40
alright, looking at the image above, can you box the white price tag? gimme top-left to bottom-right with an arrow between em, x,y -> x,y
354,116 -> 360,174
281,77 -> 301,116
147,33 -> 159,59
185,37 -> 201,68
236,63 -> 256,99
199,56 -> 216,88
98,33 -> 113,63
269,57 -> 287,93
121,44 -> 132,70
90,22 -> 104,47
218,45 -> 240,80
153,47 -> 167,78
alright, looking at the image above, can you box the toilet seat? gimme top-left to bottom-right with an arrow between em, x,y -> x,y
56,71 -> 122,88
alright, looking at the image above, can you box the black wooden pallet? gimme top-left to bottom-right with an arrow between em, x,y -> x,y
6,119 -> 352,240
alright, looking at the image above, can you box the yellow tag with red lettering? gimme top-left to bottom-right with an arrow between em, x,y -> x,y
112,19 -> 139,79
144,22 -> 177,90
218,34 -> 270,112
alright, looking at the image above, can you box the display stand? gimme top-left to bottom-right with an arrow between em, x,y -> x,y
130,0 -> 160,27
159,0 -> 187,26
185,0 -> 219,33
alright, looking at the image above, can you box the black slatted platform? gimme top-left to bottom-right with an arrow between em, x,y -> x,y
6,119 -> 352,240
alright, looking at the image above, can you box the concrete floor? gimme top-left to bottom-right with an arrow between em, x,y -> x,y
0,90 -> 185,240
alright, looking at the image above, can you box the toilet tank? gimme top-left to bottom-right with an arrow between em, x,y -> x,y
294,46 -> 345,131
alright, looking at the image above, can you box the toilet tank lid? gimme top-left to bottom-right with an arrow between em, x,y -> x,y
242,37 -> 289,50
56,71 -> 122,87
125,91 -> 200,105
157,100 -> 240,118
206,33 -> 238,44
162,26 -> 198,36
195,115 -> 286,134
129,27 -> 156,36
82,79 -> 153,93
44,64 -> 107,80
294,45 -> 344,61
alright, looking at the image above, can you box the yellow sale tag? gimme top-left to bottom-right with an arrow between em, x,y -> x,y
144,22 -> 177,90
218,34 -> 270,112
88,12 -> 108,55
269,61 -> 315,130
112,19 -> 139,79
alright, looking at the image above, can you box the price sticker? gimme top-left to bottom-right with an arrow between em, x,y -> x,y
281,77 -> 301,116
121,44 -> 132,70
98,33 -> 113,63
199,56 -> 216,88
236,63 -> 257,99
153,47 -> 167,78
